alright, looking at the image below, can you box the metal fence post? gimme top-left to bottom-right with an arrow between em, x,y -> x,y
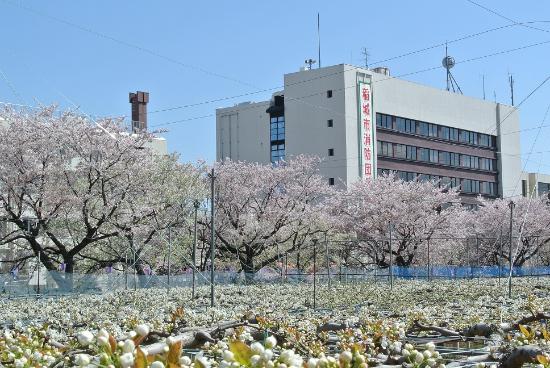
167,226 -> 171,295
313,239 -> 317,309
388,223 -> 393,290
508,201 -> 515,298
325,233 -> 330,290
209,168 -> 216,307
192,201 -> 199,299
427,238 -> 431,282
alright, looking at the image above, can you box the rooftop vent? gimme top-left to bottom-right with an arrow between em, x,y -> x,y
372,67 -> 390,76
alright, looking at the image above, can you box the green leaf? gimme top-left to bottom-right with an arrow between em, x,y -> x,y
229,340 -> 253,365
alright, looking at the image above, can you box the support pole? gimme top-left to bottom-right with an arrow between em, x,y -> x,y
192,201 -> 199,299
508,201 -> 515,298
498,229 -> 503,284
37,251 -> 41,296
388,223 -> 393,290
427,238 -> 431,282
210,168 -> 216,307
133,247 -> 137,291
167,226 -> 171,295
325,232 -> 330,289
313,239 -> 317,309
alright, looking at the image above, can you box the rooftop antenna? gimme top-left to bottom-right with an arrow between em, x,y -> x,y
482,74 -> 486,100
317,13 -> 321,68
509,73 -> 515,106
305,59 -> 317,70
442,42 -> 463,94
361,47 -> 370,69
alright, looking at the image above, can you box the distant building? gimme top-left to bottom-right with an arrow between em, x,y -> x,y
129,91 -> 167,155
521,172 -> 550,198
216,64 -> 523,200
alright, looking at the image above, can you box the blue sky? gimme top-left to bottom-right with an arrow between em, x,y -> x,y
0,0 -> 549,174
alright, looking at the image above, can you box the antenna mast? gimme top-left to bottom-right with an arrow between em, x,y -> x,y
509,74 -> 515,106
361,47 -> 369,69
317,13 -> 321,69
442,43 -> 463,94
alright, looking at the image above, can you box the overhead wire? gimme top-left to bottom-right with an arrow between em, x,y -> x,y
464,0 -> 550,35
0,0 -> 259,89
150,41 -> 550,128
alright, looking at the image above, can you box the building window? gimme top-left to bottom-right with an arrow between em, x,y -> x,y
438,126 -> 450,140
419,148 -> 429,162
439,151 -> 450,165
270,115 -> 285,163
450,152 -> 460,166
394,144 -> 406,159
449,128 -> 459,141
429,149 -> 438,163
328,148 -> 334,156
418,122 -> 429,136
327,119 -> 333,127
376,113 -> 393,129
406,146 -> 417,160
327,90 -> 333,98
539,182 -> 550,196
329,178 -> 335,186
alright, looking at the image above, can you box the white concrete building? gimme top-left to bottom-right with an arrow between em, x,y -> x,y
521,172 -> 550,197
217,63 -> 523,199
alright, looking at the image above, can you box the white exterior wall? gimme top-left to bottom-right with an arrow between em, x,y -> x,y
284,65 -> 348,186
215,64 -> 524,197
216,101 -> 270,163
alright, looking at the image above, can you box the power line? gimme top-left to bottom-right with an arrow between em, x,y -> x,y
150,41 -> 550,128
0,64 -> 25,105
370,20 -> 550,66
144,21 -> 550,116
0,0 -> 259,89
464,0 -> 550,35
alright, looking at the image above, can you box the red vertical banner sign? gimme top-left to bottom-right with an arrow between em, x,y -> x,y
358,81 -> 375,179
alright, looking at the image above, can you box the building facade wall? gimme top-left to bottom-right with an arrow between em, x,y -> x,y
215,64 -> 524,198
216,101 -> 270,163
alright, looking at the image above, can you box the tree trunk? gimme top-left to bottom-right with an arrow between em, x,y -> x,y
61,255 -> 75,292
240,247 -> 255,283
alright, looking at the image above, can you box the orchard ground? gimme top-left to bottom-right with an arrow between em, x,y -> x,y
1,278 -> 550,367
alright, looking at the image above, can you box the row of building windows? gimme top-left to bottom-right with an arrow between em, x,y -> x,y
377,141 -> 496,171
377,169 -> 498,196
270,116 -> 285,163
376,113 -> 497,149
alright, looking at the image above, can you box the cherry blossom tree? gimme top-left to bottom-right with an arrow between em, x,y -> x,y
331,174 -> 462,267
464,196 -> 550,266
0,107 -> 205,287
200,156 -> 334,277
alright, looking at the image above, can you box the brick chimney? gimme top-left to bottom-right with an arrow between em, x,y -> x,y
129,91 -> 149,133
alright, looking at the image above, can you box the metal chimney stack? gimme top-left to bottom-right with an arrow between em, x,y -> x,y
129,91 -> 149,133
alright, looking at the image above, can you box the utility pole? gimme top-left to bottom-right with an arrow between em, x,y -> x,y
192,200 -> 199,299
209,168 -> 216,307
325,232 -> 330,289
388,222 -> 393,290
427,238 -> 430,282
313,238 -> 317,309
508,201 -> 515,298
167,226 -> 171,295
